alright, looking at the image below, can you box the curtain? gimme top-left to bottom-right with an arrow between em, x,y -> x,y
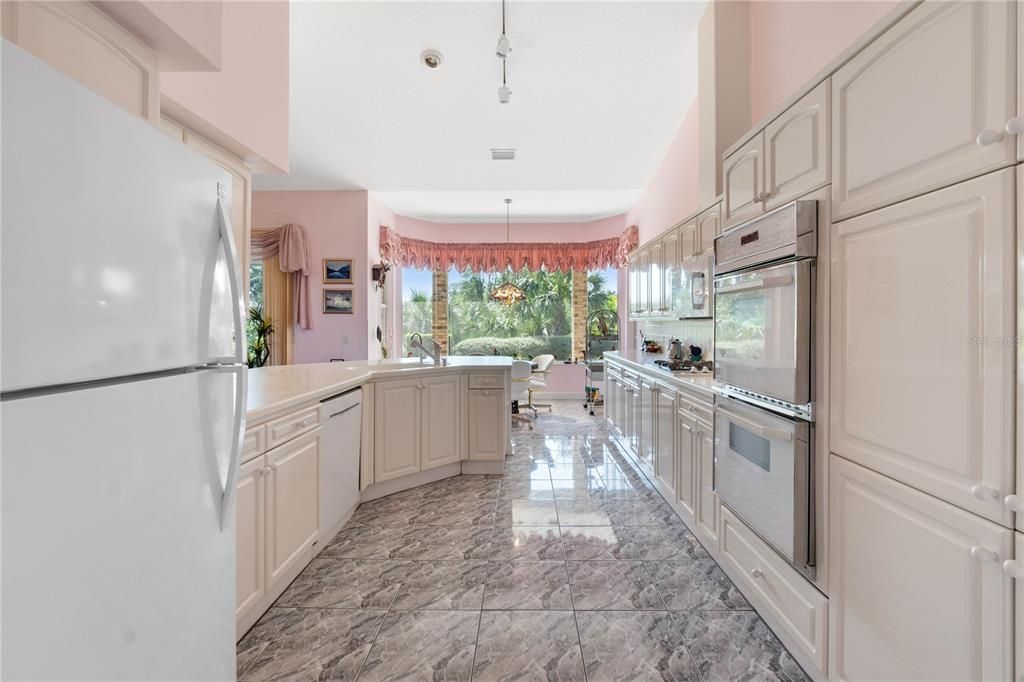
251,223 -> 313,329
263,251 -> 294,366
380,224 -> 639,272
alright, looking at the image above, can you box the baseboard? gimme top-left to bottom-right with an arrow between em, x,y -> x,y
461,459 -> 503,475
359,462 -> 462,501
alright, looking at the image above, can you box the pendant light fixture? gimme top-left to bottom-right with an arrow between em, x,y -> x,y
490,198 -> 526,306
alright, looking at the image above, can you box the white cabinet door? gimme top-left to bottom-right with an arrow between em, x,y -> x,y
235,456 -> 266,626
829,455 -> 1012,682
695,204 -> 719,255
421,374 -> 462,468
679,219 -> 698,260
831,169 -> 1015,524
693,420 -> 717,545
637,247 -> 651,316
265,430 -> 320,587
468,388 -> 506,460
638,379 -> 657,474
764,79 -> 830,210
1018,4 -> 1024,161
649,240 -> 664,316
675,411 -> 697,522
374,379 -> 421,481
628,254 -> 640,319
662,229 -> 681,317
624,378 -> 638,454
654,387 -> 676,499
831,0 -> 1016,220
723,133 -> 765,229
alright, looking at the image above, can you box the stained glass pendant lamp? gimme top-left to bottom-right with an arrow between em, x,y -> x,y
490,198 -> 526,306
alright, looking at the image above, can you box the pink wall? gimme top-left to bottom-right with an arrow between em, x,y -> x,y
625,102 -> 701,245
252,191 -> 370,364
748,0 -> 898,124
160,0 -> 289,173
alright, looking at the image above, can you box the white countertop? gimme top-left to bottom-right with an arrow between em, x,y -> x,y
247,356 -> 512,422
603,350 -> 715,398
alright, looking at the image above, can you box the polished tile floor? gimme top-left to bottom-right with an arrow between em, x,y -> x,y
237,401 -> 809,681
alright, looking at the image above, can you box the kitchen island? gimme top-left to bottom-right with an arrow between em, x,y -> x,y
236,356 -> 512,636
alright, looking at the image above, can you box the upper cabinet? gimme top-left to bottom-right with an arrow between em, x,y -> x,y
722,134 -> 765,229
1018,2 -> 1024,162
764,81 -> 830,211
830,169 -> 1015,526
1,1 -> 159,123
831,0 -> 1017,221
694,203 -> 721,255
724,80 -> 831,229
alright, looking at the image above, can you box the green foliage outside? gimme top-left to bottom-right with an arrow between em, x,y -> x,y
247,261 -> 265,352
246,306 -> 274,368
401,268 -> 618,360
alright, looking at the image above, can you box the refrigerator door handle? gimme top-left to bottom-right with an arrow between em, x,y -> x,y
213,194 -> 246,366
218,364 -> 248,531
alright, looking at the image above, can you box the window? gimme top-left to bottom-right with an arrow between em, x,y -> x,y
247,260 -> 265,350
585,267 -> 619,360
447,267 -> 573,360
401,267 -> 433,356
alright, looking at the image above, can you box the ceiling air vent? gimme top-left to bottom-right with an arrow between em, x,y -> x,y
490,148 -> 516,161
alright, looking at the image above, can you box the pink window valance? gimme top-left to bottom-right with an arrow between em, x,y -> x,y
250,223 -> 313,329
379,224 -> 638,272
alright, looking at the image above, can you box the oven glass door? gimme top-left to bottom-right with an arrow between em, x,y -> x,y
713,260 -> 810,404
714,397 -> 810,565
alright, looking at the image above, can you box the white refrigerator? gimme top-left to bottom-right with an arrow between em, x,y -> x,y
1,41 -> 246,680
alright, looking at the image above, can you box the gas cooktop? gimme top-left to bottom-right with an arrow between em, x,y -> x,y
653,359 -> 714,374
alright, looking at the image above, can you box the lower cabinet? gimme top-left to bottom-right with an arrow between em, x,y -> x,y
692,418 -> 717,546
235,428 -> 320,637
653,386 -> 676,499
638,378 -> 657,474
467,387 -> 506,459
829,455 -> 1012,681
374,379 -> 422,481
421,374 -> 463,468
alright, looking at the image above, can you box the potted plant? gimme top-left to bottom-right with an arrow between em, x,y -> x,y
246,306 -> 274,368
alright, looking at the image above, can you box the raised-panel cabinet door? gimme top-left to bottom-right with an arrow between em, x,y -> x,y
765,80 -> 830,210
829,455 -> 1012,681
662,230 -> 681,317
723,133 -> 765,229
638,248 -> 651,316
654,388 -> 676,498
638,380 -> 657,475
628,254 -> 640,319
1018,167 -> 1024,531
235,456 -> 265,629
679,220 -> 698,260
468,389 -> 506,460
831,170 -> 1015,524
831,1 -> 1016,220
695,204 -> 720,255
421,375 -> 462,467
374,379 -> 421,480
694,422 -> 717,545
1017,3 -> 1024,161
650,241 -> 664,315
675,411 -> 697,522
266,431 -> 320,587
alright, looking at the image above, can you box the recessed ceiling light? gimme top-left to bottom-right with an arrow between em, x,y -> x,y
420,49 -> 443,70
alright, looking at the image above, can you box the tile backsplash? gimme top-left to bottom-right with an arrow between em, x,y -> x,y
636,319 -> 714,361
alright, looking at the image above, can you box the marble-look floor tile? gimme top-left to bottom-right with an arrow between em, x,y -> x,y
389,560 -> 487,610
555,499 -> 616,526
647,560 -> 750,611
473,611 -> 586,681
560,526 -> 640,561
274,558 -> 338,607
494,499 -> 560,526
236,608 -> 296,678
630,526 -> 710,561
607,499 -> 685,527
575,611 -> 700,681
287,560 -> 410,609
489,526 -> 565,560
346,499 -> 419,528
320,526 -> 408,560
483,561 -> 572,610
410,499 -> 497,527
389,526 -> 493,560
240,608 -> 385,681
358,610 -> 478,682
567,561 -> 663,611
673,610 -> 809,682
551,478 -> 609,499
498,478 -> 555,500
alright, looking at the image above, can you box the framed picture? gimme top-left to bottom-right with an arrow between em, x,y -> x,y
323,258 -> 354,284
323,288 -> 354,314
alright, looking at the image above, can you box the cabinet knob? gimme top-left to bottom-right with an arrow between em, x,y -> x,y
970,483 -> 999,501
263,466 -> 272,476
975,129 -> 1005,147
1005,116 -> 1024,135
757,190 -> 770,202
969,546 -> 999,563
1003,494 -> 1024,513
1002,559 -> 1024,579
750,568 -> 764,579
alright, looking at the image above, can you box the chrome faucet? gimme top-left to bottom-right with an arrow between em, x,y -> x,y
409,333 -> 443,366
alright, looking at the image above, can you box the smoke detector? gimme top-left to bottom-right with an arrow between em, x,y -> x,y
420,49 -> 443,70
490,148 -> 516,160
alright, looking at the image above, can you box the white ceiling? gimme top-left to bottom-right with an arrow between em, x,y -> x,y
255,0 -> 706,223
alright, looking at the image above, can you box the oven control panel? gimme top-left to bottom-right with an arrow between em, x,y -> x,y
715,201 -> 816,274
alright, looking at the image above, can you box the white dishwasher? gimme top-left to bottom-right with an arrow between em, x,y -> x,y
319,388 -> 362,541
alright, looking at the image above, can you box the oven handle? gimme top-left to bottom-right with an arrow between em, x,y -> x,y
717,403 -> 794,441
715,273 -> 793,295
